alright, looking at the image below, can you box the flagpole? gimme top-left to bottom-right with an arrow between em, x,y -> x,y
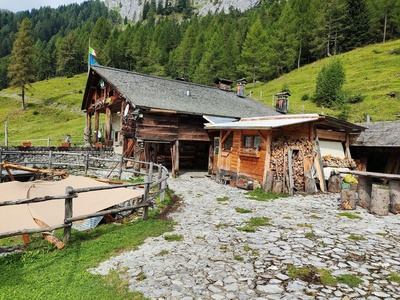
88,38 -> 91,74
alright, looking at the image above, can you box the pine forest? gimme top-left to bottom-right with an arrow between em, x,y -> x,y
1,0 -> 399,91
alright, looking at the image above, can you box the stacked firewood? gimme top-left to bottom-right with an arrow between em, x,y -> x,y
322,154 -> 357,168
270,137 -> 314,192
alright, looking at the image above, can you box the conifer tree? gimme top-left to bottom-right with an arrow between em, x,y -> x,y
239,17 -> 269,84
7,18 -> 35,110
312,58 -> 345,107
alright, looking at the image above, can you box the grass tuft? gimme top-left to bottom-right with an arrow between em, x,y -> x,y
216,196 -> 229,202
245,188 -> 289,201
164,234 -> 183,241
336,274 -> 363,287
337,212 -> 362,219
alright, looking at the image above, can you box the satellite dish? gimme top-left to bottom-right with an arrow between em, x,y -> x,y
124,105 -> 129,117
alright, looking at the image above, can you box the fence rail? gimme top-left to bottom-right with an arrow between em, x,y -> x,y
0,150 -> 169,243
0,149 -> 152,181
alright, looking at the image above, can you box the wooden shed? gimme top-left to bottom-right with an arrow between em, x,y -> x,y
205,114 -> 365,194
81,66 -> 279,176
350,121 -> 400,175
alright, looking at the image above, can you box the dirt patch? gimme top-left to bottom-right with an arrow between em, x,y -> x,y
156,192 -> 183,220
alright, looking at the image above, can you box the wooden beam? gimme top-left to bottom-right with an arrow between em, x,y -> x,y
105,107 -> 111,146
316,129 -> 346,141
314,126 -> 326,192
85,112 -> 92,145
94,110 -> 100,144
220,130 -> 232,145
262,131 -> 272,189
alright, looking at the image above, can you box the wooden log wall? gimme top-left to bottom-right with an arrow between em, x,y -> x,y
136,113 -> 210,142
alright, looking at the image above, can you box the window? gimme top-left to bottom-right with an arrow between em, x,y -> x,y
242,135 -> 261,150
223,132 -> 233,151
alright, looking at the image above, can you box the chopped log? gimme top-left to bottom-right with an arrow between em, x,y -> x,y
328,174 -> 342,193
370,184 -> 390,216
272,180 -> 283,194
340,189 -> 357,210
389,181 -> 400,214
357,176 -> 372,209
264,171 -> 274,192
304,170 -> 316,194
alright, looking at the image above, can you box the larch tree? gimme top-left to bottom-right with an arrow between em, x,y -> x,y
239,17 -> 269,84
7,18 -> 35,111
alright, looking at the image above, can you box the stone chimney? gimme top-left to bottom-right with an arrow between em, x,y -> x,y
236,78 -> 247,98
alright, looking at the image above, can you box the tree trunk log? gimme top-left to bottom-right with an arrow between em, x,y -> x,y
370,184 -> 389,216
272,180 -> 283,194
389,181 -> 400,214
264,171 -> 274,192
328,174 -> 342,193
357,176 -> 372,209
304,170 -> 316,194
340,189 -> 357,210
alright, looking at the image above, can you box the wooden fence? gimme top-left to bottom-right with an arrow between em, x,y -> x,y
0,150 -> 169,243
0,149 -> 150,181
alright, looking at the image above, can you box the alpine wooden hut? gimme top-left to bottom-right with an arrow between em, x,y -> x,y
81,66 -> 279,176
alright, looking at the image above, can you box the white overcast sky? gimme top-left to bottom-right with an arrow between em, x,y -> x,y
0,0 -> 87,13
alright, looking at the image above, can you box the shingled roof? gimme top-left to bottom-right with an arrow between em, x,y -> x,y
352,121 -> 400,147
83,66 -> 279,118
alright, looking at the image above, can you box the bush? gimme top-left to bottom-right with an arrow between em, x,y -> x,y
389,48 -> 400,55
281,83 -> 290,93
301,94 -> 309,101
347,94 -> 365,104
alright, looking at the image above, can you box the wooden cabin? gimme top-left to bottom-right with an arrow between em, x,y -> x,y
81,66 -> 279,176
205,114 -> 365,194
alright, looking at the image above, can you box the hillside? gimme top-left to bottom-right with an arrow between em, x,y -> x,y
0,40 -> 399,146
249,39 -> 400,123
0,74 -> 87,146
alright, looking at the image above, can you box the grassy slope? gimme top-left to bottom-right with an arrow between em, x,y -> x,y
0,74 -> 87,146
0,39 -> 399,146
248,39 -> 400,123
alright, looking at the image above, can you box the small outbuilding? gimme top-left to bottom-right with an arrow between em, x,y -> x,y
350,121 -> 400,175
205,114 -> 365,194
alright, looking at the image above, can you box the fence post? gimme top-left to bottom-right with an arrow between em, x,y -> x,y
48,150 -> 53,169
47,137 -> 51,146
118,155 -> 124,179
84,152 -> 89,176
158,166 -> 162,191
63,186 -> 74,243
142,162 -> 153,220
160,168 -> 167,203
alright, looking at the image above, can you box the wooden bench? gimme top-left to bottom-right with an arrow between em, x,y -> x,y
340,170 -> 400,215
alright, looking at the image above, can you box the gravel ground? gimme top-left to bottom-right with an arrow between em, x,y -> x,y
90,171 -> 400,300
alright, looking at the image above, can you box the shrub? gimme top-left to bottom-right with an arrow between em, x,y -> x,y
389,48 -> 400,55
301,94 -> 309,101
281,83 -> 290,93
347,94 -> 365,104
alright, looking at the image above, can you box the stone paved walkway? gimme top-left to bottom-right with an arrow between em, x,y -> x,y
90,172 -> 400,299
